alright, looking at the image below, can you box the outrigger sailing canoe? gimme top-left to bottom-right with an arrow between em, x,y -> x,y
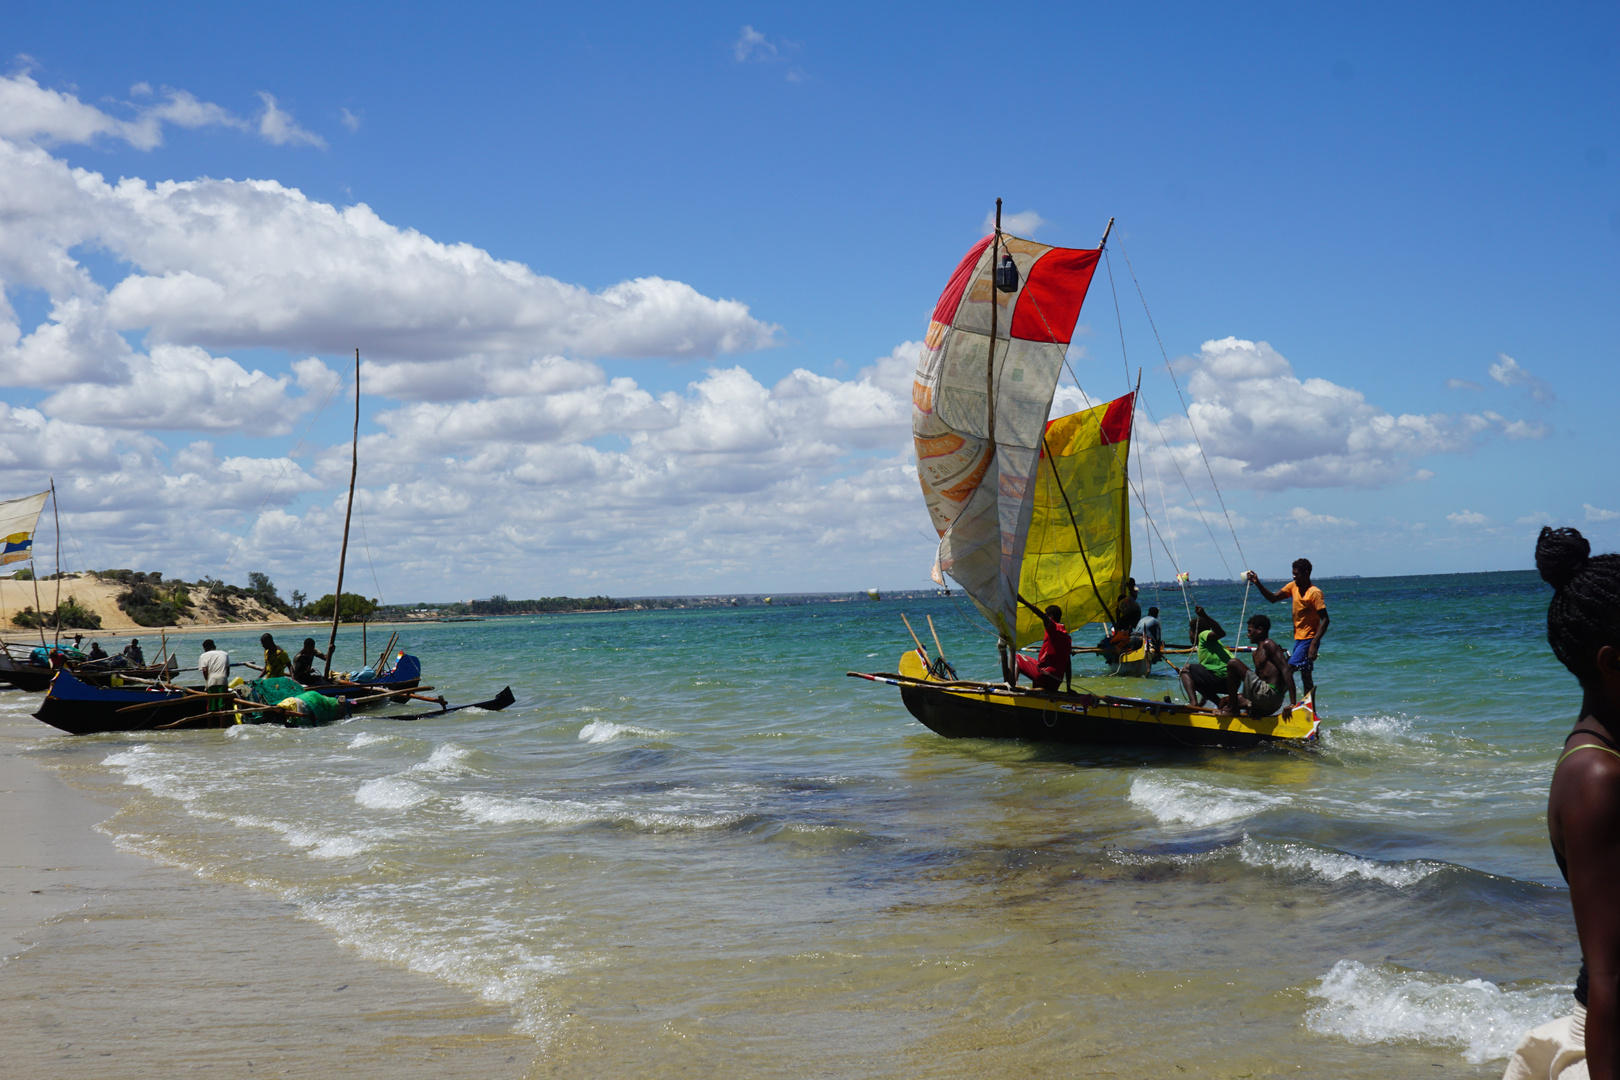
850,204 -> 1321,748
853,651 -> 1319,749
35,653 -> 430,735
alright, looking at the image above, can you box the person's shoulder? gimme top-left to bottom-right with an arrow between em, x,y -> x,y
1307,585 -> 1326,605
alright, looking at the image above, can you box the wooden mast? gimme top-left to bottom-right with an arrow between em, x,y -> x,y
987,199 -> 1004,653
324,349 -> 361,678
50,479 -> 61,648
986,198 -> 1001,474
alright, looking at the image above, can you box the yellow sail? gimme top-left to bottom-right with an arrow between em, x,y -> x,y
1014,392 -> 1134,648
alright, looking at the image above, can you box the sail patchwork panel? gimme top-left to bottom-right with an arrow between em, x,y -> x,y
0,491 -> 48,565
913,231 -> 1101,640
1015,392 -> 1135,648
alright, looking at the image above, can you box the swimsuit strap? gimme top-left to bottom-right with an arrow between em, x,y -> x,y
1564,725 -> 1620,751
1558,742 -> 1620,766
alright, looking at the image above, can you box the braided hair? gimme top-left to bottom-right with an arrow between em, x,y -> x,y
1536,526 -> 1620,686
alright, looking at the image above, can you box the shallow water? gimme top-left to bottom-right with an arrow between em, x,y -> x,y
0,571 -> 1583,1076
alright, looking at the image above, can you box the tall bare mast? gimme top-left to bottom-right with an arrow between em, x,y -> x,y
986,198 -> 1002,464
324,349 -> 361,677
50,479 -> 61,648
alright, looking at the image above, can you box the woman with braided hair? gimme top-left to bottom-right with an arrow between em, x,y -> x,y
1504,527 -> 1620,1079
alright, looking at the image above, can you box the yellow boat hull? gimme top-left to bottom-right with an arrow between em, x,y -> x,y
855,651 -> 1320,749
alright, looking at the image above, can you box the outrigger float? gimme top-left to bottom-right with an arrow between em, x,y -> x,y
851,202 -> 1323,749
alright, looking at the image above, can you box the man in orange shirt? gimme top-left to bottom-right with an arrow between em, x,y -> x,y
1246,558 -> 1329,701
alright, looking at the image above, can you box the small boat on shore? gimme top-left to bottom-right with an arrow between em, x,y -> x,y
34,653 -> 429,735
0,641 -> 181,692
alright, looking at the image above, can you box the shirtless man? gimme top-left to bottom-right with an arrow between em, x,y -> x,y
1225,614 -> 1295,717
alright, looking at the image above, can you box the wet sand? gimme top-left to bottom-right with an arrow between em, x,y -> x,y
0,701 -> 540,1077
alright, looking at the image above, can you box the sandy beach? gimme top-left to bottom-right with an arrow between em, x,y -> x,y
0,699 -> 538,1077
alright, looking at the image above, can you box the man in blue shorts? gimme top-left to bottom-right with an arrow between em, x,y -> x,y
1246,558 -> 1329,702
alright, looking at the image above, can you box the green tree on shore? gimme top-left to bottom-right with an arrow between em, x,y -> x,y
309,593 -> 379,622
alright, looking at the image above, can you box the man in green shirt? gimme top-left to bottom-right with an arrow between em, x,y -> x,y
1180,606 -> 1236,710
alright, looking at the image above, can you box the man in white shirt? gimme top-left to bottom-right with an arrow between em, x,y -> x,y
197,639 -> 230,709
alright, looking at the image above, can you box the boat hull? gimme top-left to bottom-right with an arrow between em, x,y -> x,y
1,652 -> 180,692
33,656 -> 424,736
863,651 -> 1319,750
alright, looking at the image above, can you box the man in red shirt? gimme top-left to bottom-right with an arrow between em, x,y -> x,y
1246,558 -> 1330,701
1012,594 -> 1071,691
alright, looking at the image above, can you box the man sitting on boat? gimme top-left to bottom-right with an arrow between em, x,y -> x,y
291,638 -> 329,685
1223,614 -> 1294,718
1011,595 -> 1071,691
122,638 -> 145,666
1116,579 -> 1142,639
86,641 -> 107,661
1137,607 -> 1163,659
1181,607 -> 1237,710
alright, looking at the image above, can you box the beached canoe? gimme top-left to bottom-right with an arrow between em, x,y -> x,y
34,654 -> 426,735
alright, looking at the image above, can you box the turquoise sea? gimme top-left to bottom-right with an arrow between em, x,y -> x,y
0,571 -> 1586,1076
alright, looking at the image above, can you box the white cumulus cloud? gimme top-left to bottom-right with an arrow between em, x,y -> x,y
982,208 -> 1046,237
1585,504 -> 1619,523
1488,353 -> 1554,402
0,88 -> 780,429
1143,337 -> 1544,491
1287,507 -> 1357,528
1447,509 -> 1490,527
254,92 -> 325,148
734,26 -> 779,62
0,71 -> 317,151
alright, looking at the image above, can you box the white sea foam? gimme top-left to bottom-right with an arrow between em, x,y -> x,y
355,775 -> 433,810
408,741 -> 476,776
102,745 -> 210,804
295,885 -> 565,1036
280,826 -> 376,859
457,792 -> 745,831
1335,713 -> 1427,742
1236,835 -> 1443,887
348,731 -> 395,749
1128,774 -> 1288,827
578,720 -> 672,744
1305,959 -> 1572,1064
459,793 -> 599,827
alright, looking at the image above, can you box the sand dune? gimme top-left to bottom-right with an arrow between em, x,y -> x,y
0,575 -> 318,637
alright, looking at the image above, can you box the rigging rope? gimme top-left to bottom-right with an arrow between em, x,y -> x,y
357,491 -> 385,607
1116,236 -> 1250,576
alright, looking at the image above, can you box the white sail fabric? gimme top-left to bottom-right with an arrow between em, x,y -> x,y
0,491 -> 48,566
913,233 -> 1101,641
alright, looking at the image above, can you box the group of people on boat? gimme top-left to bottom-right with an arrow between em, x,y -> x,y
1007,556 -> 1330,718
1180,558 -> 1328,716
192,634 -> 333,688
41,634 -> 146,669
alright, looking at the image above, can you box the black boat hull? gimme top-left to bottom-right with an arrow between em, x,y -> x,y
860,651 -> 1319,750
34,656 -> 425,735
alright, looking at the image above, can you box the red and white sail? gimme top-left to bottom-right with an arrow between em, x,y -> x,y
912,232 -> 1100,641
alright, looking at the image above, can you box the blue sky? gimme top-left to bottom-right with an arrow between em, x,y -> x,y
0,3 -> 1615,601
